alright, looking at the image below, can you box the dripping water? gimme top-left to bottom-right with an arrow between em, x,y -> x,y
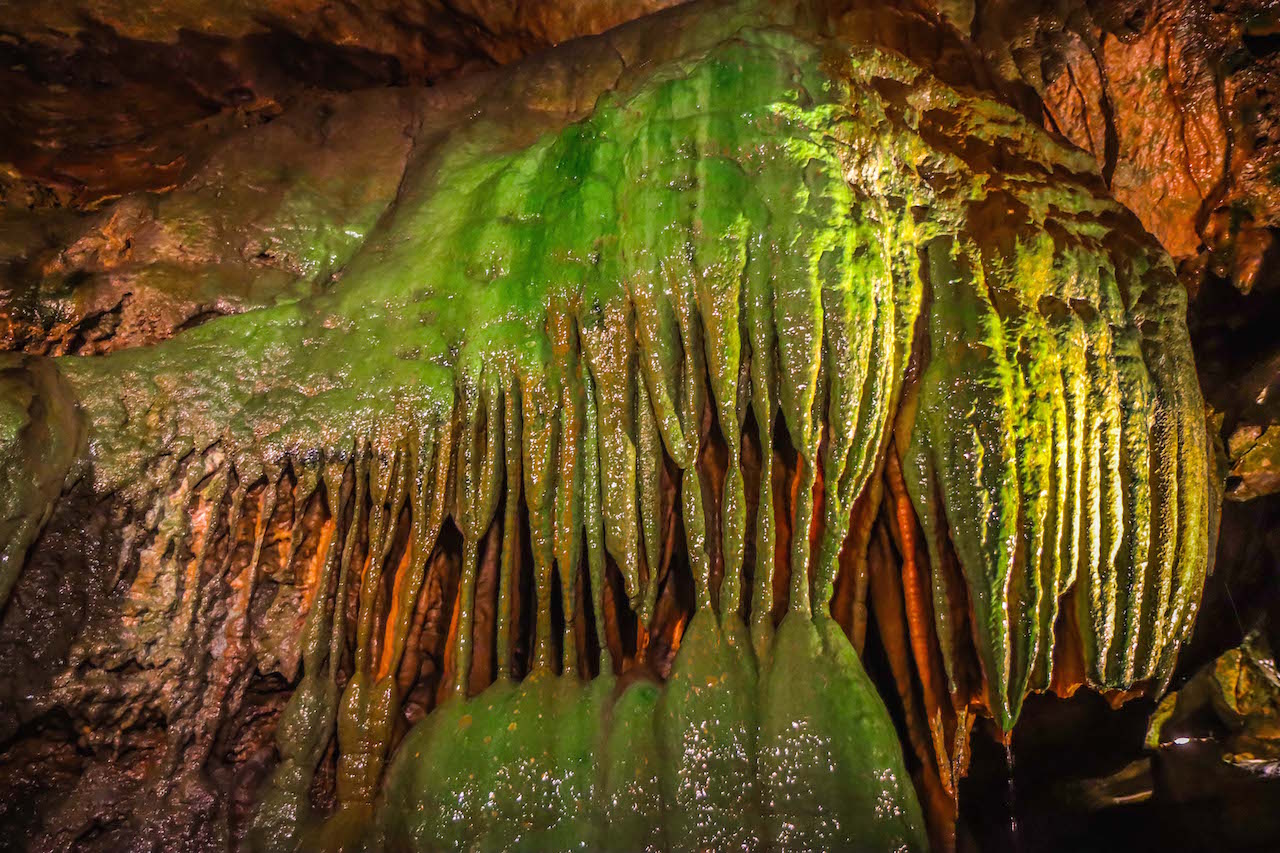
1003,738 -> 1021,853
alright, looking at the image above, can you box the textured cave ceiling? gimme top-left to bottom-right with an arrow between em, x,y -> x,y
0,0 -> 686,207
1,0 -> 1279,852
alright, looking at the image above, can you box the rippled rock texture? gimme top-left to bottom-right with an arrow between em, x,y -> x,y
0,0 -> 1256,850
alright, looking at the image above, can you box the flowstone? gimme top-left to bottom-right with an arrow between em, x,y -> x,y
0,1 -> 1212,850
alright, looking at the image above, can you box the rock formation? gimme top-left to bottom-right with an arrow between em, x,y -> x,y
0,0 -> 1275,851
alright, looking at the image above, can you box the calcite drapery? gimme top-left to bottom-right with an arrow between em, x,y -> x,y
0,0 -> 1212,849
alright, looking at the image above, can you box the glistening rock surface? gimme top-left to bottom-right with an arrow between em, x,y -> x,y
0,0 -> 1245,851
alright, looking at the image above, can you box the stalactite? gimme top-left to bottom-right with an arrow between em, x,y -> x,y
249,459 -> 344,853
520,363 -> 559,672
867,522 -> 951,840
885,445 -> 954,796
553,313 -> 585,674
496,376 -> 523,680
635,376 -> 665,645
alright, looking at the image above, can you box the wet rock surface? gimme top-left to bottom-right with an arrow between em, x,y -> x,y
0,0 -> 1278,852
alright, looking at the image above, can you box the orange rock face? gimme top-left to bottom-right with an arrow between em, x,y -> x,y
1041,7 -> 1229,262
974,0 -> 1276,299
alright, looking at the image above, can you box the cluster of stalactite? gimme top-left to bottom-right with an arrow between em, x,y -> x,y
0,2 -> 1213,851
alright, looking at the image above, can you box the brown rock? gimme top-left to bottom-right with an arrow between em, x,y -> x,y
1228,423 -> 1280,500
0,0 -> 682,206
